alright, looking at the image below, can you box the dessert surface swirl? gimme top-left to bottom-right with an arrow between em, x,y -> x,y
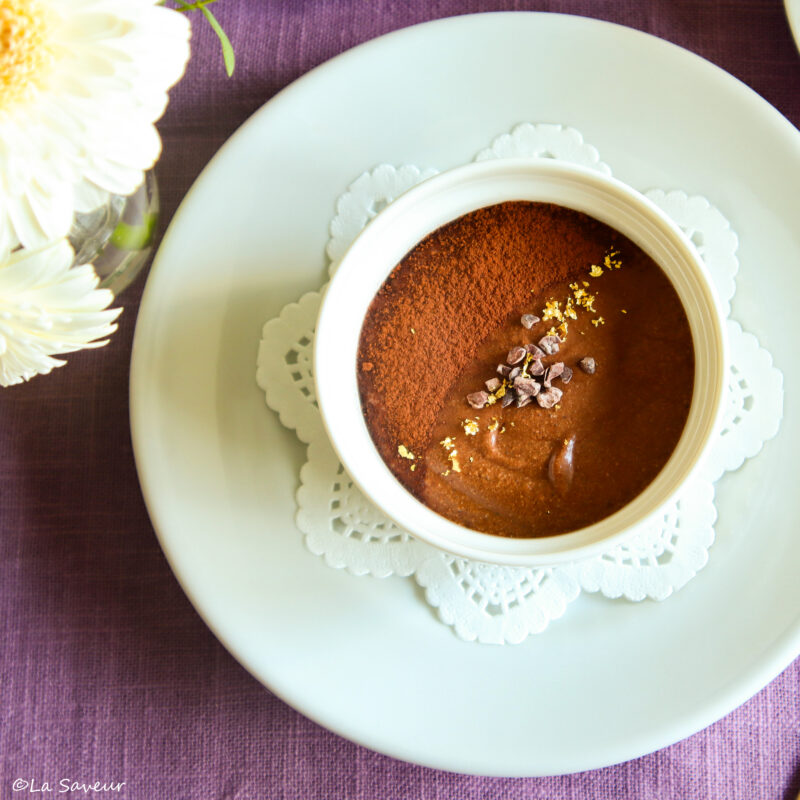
357,201 -> 694,538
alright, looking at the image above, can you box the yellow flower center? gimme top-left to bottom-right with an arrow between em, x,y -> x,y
0,0 -> 56,107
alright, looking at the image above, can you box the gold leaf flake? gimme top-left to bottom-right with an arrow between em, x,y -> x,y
462,419 -> 480,436
542,299 -> 564,322
604,249 -> 622,269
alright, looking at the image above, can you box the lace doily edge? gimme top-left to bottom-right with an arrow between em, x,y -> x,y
703,321 -> 784,483
256,289 -> 325,445
415,563 -> 581,645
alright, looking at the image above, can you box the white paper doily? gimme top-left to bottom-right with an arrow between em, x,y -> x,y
256,123 -> 784,645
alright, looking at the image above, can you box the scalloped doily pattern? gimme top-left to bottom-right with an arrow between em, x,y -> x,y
256,124 -> 784,645
571,478 -> 716,602
416,560 -> 580,645
326,164 -> 438,270
475,122 -> 612,175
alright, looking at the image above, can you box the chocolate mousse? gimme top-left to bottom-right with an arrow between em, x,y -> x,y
356,202 -> 694,538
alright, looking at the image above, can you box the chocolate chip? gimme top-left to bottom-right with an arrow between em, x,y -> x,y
528,359 -> 545,376
501,391 -> 515,408
497,364 -> 511,377
485,377 -> 501,392
525,344 -> 545,359
561,366 -> 573,384
507,346 -> 527,365
515,394 -> 533,408
536,386 -> 563,409
466,391 -> 489,409
521,314 -> 540,329
508,366 -> 521,380
544,362 -> 565,387
538,335 -> 560,355
578,357 -> 596,375
513,376 -> 541,397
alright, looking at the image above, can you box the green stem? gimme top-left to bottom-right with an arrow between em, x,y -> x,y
110,214 -> 158,251
170,0 -> 220,11
164,0 -> 234,76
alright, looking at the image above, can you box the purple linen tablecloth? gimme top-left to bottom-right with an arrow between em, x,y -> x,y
1,2 -> 799,798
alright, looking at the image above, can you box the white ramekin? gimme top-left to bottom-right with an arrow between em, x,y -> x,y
314,159 -> 728,566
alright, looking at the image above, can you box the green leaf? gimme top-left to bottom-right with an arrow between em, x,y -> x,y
198,4 -> 235,77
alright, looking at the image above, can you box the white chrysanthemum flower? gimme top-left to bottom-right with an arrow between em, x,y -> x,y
0,238 -> 121,386
0,0 -> 191,257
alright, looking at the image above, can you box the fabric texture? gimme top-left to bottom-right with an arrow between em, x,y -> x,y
1,2 -> 799,798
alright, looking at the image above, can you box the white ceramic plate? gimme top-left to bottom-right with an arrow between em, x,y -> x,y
786,0 -> 800,51
130,13 -> 800,777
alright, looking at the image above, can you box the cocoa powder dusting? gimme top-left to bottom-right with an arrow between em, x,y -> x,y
357,202 -> 622,490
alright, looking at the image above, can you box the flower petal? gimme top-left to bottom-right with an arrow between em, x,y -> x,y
0,0 -> 191,259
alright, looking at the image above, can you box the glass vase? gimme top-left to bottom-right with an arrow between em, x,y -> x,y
68,170 -> 159,297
